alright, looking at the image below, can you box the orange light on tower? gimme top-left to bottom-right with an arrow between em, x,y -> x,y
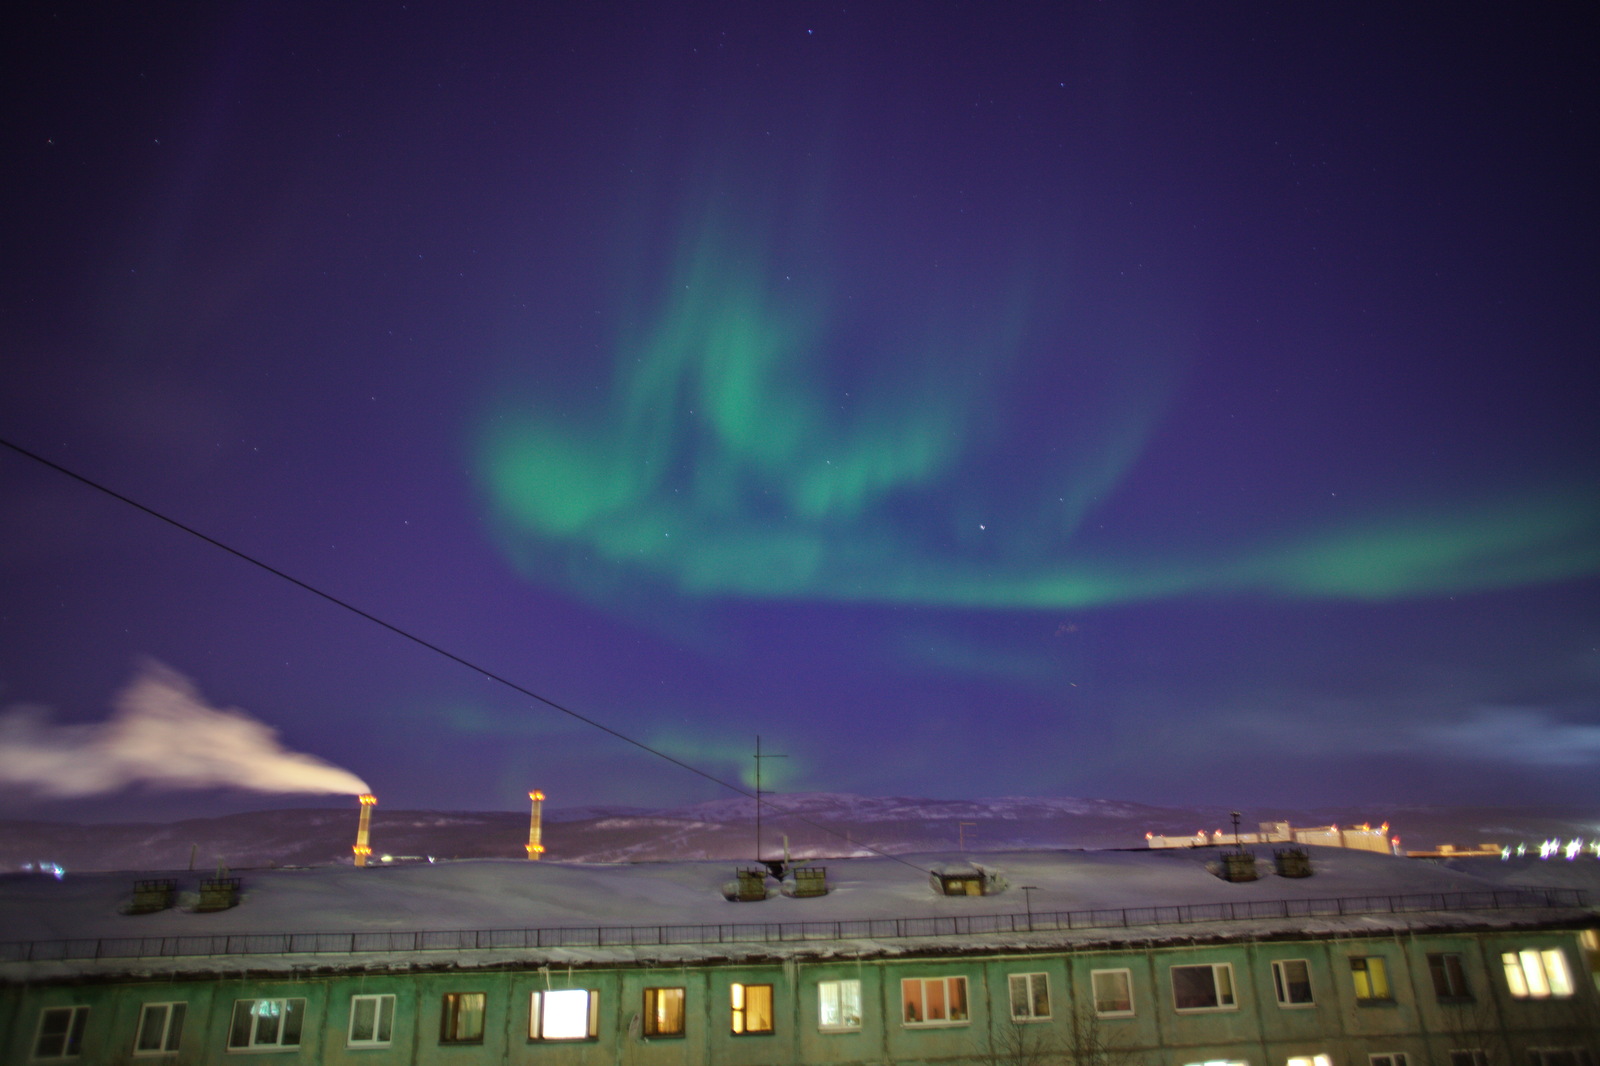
526,790 -> 545,860
353,793 -> 376,867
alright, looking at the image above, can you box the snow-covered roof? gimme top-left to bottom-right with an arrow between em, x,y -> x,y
2,846 -> 1594,981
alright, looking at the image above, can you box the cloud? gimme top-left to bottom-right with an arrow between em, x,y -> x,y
0,660 -> 369,796
1417,707 -> 1600,768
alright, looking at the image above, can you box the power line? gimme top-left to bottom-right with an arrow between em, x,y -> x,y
0,436 -> 930,873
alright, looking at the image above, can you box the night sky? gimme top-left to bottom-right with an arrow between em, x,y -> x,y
2,4 -> 1596,820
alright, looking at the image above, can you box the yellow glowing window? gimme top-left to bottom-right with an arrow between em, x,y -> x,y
643,987 -> 685,1037
439,993 -> 484,1044
730,983 -> 774,1034
1350,957 -> 1391,1002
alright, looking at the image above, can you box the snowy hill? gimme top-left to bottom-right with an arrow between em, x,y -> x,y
1,792 -> 1595,873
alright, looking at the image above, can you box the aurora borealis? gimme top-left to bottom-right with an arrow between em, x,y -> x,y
2,4 -> 1596,818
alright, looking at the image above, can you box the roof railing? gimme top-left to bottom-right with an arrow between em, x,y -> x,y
0,886 -> 1585,964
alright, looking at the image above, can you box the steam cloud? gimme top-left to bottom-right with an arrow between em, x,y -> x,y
0,660 -> 370,797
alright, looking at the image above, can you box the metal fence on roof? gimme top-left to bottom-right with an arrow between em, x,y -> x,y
0,887 -> 1587,963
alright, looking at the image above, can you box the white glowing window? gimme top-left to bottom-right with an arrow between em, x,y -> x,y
135,1002 -> 185,1054
1287,1056 -> 1332,1066
1091,969 -> 1134,1016
348,994 -> 393,1047
228,999 -> 304,1050
818,979 -> 862,1031
1501,948 -> 1574,999
530,989 -> 597,1041
33,1007 -> 89,1060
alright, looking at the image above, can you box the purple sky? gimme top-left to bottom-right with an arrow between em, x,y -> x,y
2,3 -> 1596,820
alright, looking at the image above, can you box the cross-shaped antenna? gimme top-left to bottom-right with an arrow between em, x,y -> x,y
754,735 -> 787,864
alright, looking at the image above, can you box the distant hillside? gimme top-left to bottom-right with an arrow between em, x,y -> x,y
2,792 -> 1595,873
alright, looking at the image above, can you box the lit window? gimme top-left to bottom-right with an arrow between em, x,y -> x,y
731,983 -> 774,1035
1091,969 -> 1134,1016
33,1007 -> 89,1060
1448,1052 -> 1487,1066
228,999 -> 305,1050
530,989 -> 597,1041
1287,1056 -> 1332,1066
348,994 -> 394,1048
901,976 -> 969,1026
1271,960 -> 1314,1006
1427,953 -> 1471,1000
1350,956 -> 1392,1002
134,1002 -> 185,1055
439,993 -> 485,1044
1501,948 -> 1574,999
643,987 -> 686,1037
818,979 -> 862,1031
1008,973 -> 1050,1021
1185,1061 -> 1248,1066
1371,1054 -> 1409,1066
1528,1051 -> 1597,1066
1171,963 -> 1236,1012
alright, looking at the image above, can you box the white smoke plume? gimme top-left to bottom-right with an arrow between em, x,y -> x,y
0,660 -> 370,797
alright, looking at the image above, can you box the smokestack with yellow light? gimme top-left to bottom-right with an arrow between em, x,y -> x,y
526,790 -> 545,860
353,793 -> 376,867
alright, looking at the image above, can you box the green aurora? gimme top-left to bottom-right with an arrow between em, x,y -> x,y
476,220 -> 1600,613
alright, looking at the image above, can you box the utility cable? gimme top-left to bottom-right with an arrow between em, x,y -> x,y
0,436 -> 932,874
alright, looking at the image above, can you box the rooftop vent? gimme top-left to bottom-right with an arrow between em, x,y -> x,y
722,867 -> 770,902
194,876 -> 241,912
929,862 -> 999,897
123,878 -> 176,915
782,866 -> 829,898
1273,848 -> 1313,878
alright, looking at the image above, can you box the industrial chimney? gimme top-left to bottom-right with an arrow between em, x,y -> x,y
353,793 -> 376,867
526,790 -> 545,860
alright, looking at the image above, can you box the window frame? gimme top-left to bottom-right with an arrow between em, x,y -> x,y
134,1002 -> 185,1056
347,993 -> 395,1049
32,1006 -> 89,1060
1091,968 -> 1135,1017
730,983 -> 775,1035
227,998 -> 306,1051
1527,1050 -> 1597,1066
439,992 -> 486,1045
1007,972 -> 1051,1022
1447,1052 -> 1488,1066
1271,959 -> 1315,1007
900,975 -> 970,1027
1170,962 -> 1238,1013
642,987 -> 686,1038
1501,948 -> 1574,999
1427,952 -> 1472,1001
1370,1054 -> 1410,1066
529,989 -> 598,1041
1349,956 -> 1393,1004
817,979 -> 862,1032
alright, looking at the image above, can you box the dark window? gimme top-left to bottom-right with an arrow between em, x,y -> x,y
135,1002 -> 185,1054
1272,959 -> 1314,1006
1171,964 -> 1236,1011
1428,953 -> 1472,1000
34,1007 -> 89,1059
